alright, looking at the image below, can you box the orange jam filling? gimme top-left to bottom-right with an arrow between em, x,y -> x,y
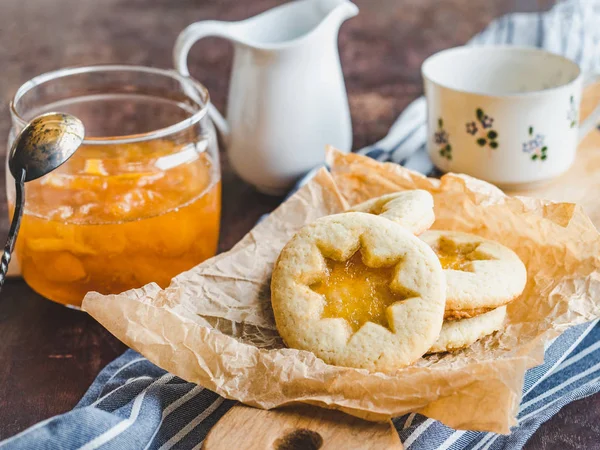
310,252 -> 417,332
12,140 -> 221,307
431,237 -> 490,271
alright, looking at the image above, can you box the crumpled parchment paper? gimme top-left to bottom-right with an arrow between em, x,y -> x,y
82,148 -> 600,434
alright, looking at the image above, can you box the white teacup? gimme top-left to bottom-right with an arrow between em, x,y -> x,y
422,46 -> 600,188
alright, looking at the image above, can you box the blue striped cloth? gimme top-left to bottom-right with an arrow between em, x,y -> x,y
3,1 -> 600,449
1,321 -> 599,450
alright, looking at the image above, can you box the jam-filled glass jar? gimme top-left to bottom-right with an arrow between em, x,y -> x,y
7,65 -> 221,307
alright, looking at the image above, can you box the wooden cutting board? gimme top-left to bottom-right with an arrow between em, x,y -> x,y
202,404 -> 402,450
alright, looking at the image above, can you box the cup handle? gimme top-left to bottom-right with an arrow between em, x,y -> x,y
578,73 -> 600,142
173,21 -> 232,140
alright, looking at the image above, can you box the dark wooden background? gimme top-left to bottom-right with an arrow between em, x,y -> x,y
1,0 -> 599,448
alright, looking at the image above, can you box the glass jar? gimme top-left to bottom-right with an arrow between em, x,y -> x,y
8,65 -> 221,308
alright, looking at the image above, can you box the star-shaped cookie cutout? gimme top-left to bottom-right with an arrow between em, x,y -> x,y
432,236 -> 494,272
310,251 -> 419,332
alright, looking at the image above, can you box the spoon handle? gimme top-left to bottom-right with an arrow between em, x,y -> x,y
0,169 -> 25,290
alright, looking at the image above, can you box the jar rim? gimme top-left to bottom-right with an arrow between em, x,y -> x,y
10,64 -> 211,145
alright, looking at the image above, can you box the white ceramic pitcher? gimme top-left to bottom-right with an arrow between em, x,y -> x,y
174,0 -> 358,195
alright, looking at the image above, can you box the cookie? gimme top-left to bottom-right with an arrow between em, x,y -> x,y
349,190 -> 435,235
271,212 -> 446,372
428,306 -> 507,353
420,230 -> 527,320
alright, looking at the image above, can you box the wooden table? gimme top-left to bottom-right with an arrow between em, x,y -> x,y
0,0 -> 598,448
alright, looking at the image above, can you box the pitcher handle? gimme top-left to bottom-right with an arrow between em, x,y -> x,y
173,21 -> 231,139
578,73 -> 600,142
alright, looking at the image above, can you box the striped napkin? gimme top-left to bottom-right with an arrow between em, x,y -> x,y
2,1 -> 600,449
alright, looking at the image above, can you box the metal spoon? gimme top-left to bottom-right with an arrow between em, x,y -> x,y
1,112 -> 85,290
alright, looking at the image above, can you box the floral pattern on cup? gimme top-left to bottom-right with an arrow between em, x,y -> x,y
466,108 -> 499,149
522,126 -> 547,161
567,95 -> 578,128
435,118 -> 452,160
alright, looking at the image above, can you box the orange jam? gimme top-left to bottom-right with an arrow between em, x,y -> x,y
310,252 -> 417,332
12,140 -> 220,307
431,237 -> 489,271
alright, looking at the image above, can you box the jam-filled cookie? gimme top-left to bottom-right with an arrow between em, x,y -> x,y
428,306 -> 507,353
349,190 -> 434,235
271,212 -> 446,372
420,230 -> 527,320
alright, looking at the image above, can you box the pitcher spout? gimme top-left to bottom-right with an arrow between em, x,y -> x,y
316,0 -> 359,26
218,0 -> 358,50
